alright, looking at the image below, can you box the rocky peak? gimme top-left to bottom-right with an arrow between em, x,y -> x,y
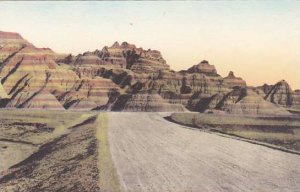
277,79 -> 289,86
0,31 -> 33,63
82,51 -> 94,56
265,79 -> 294,107
227,71 -> 235,78
186,60 -> 218,75
273,80 -> 291,91
223,71 -> 246,88
111,41 -> 120,48
200,60 -> 209,64
0,31 -> 31,47
120,42 -> 136,49
0,31 -> 24,40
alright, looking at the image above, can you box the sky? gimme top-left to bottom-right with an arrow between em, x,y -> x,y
1,1 -> 300,89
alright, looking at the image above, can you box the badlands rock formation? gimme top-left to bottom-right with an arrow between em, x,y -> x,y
265,80 -> 299,108
111,93 -> 186,112
187,87 -> 290,116
0,80 -> 8,99
223,71 -> 247,88
295,90 -> 300,109
0,31 -> 31,63
0,32 -> 119,110
251,80 -> 300,110
0,31 -> 298,113
184,60 -> 218,75
216,88 -> 290,116
73,53 -> 244,110
253,83 -> 273,96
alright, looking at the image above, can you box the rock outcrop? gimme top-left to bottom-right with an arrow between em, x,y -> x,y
223,71 -> 246,88
184,60 -> 218,76
111,93 -> 186,112
65,45 -> 272,113
187,92 -> 225,112
294,90 -> 300,110
265,80 -> 295,107
70,41 -> 169,73
216,88 -> 290,116
0,31 -> 32,63
0,32 -> 120,110
251,84 -> 273,97
189,87 -> 291,116
1,31 -> 298,113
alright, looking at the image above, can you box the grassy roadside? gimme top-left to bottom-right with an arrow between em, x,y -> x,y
0,109 -> 96,145
96,113 -> 120,192
171,113 -> 300,152
0,112 -> 101,191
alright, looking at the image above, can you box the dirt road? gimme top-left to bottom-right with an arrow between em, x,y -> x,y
107,113 -> 300,192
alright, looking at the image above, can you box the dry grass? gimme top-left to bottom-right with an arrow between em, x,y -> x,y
0,109 -> 96,145
0,114 -> 100,192
0,109 -> 94,172
0,109 -> 121,191
171,113 -> 300,151
96,113 -> 120,192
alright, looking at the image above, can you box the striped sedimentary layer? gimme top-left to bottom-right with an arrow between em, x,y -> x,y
0,31 -> 298,113
216,88 -> 290,116
188,87 -> 290,116
111,93 -> 186,112
0,32 -> 120,110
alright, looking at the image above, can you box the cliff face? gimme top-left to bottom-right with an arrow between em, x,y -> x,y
263,80 -> 300,110
73,57 -> 236,109
0,32 -> 120,110
111,93 -> 186,112
0,31 -> 32,63
188,87 -> 290,116
51,39 -> 298,114
216,88 -> 290,116
184,60 -> 218,76
0,31 -> 298,113
69,41 -> 169,73
265,80 -> 295,107
223,71 -> 247,88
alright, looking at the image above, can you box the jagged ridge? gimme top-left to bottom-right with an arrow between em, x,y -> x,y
0,31 -> 298,113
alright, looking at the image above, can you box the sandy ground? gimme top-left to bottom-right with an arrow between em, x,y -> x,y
108,112 -> 300,192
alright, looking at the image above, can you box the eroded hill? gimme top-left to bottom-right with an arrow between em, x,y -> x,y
0,31 -> 299,113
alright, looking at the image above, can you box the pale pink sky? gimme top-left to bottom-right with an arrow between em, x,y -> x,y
1,1 -> 299,89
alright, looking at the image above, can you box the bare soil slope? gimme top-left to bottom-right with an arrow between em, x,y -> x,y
108,112 -> 300,192
0,114 -> 99,192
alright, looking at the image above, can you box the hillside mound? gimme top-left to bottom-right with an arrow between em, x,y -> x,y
265,80 -> 296,108
217,88 -> 290,116
111,93 -> 186,112
0,116 -> 99,191
0,32 -> 120,110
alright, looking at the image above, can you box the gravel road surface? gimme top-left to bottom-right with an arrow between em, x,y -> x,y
108,112 -> 300,192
